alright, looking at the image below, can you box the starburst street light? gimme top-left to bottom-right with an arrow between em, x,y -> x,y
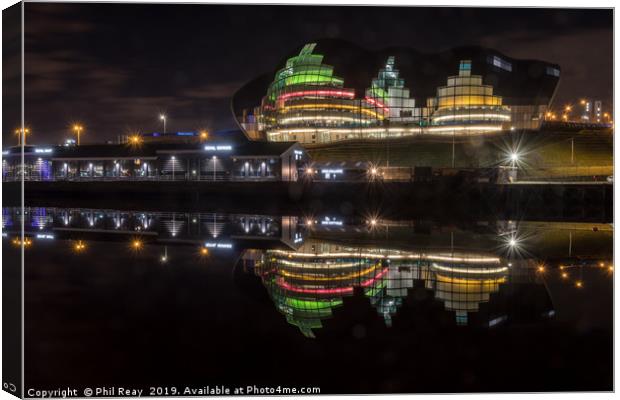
128,134 -> 143,145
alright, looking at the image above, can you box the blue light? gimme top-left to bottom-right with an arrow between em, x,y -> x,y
176,132 -> 195,136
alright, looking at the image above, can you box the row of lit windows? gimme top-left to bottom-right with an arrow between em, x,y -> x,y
437,86 -> 494,96
436,95 -> 503,108
446,76 -> 484,87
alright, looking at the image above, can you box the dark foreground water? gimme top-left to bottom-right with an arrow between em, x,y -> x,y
3,206 -> 613,394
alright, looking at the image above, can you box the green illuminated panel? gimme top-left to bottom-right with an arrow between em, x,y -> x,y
285,74 -> 343,86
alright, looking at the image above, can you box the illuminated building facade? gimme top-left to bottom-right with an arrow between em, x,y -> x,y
2,138 -> 308,182
234,39 -> 561,143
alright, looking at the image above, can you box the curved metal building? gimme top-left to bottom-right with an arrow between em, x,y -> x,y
233,39 -> 561,143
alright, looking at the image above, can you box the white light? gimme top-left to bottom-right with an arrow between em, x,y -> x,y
431,263 -> 509,274
320,217 -> 343,226
34,148 -> 53,153
204,145 -> 232,151
510,153 -> 519,162
321,169 -> 343,174
509,239 -> 517,246
204,242 -> 233,249
171,156 -> 176,160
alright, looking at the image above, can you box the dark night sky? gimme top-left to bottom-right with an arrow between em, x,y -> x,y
3,3 -> 613,146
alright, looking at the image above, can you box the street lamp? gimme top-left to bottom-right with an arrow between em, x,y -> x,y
160,114 -> 167,133
72,124 -> 84,145
15,127 -> 30,146
128,134 -> 142,145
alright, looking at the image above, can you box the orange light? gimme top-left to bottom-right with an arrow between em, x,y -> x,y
200,130 -> 209,140
128,134 -> 142,145
200,247 -> 209,256
575,281 -> 583,288
12,237 -> 32,247
132,240 -> 142,249
74,240 -> 86,252
537,265 -> 545,273
561,272 -> 568,279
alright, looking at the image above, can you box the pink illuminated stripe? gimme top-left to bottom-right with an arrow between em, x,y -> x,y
364,96 -> 390,113
278,90 -> 355,102
277,268 -> 389,295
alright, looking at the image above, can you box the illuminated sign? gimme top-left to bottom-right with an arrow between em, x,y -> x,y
2,151 -> 8,155
294,150 -> 303,155
321,217 -> 343,226
176,132 -> 195,136
36,234 -> 54,240
34,148 -> 53,154
204,145 -> 233,151
204,242 -> 233,249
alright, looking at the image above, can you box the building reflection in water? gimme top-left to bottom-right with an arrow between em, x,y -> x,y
247,240 -> 514,337
5,206 -> 611,339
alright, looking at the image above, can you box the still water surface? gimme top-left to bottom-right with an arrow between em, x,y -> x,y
4,206 -> 613,393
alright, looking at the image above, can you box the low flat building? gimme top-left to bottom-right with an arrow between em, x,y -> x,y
2,140 -> 309,182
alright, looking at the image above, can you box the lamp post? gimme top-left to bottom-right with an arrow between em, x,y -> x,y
212,155 -> 217,181
160,114 -> 167,133
72,124 -> 84,145
15,127 -> 30,146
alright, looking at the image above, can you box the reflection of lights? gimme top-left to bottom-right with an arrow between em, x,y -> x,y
277,268 -> 389,294
12,237 -> 32,247
280,263 -> 381,281
74,240 -> 86,252
431,264 -> 509,274
270,250 -> 500,264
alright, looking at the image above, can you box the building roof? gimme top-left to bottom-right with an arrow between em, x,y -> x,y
232,38 -> 561,127
3,137 -> 303,159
